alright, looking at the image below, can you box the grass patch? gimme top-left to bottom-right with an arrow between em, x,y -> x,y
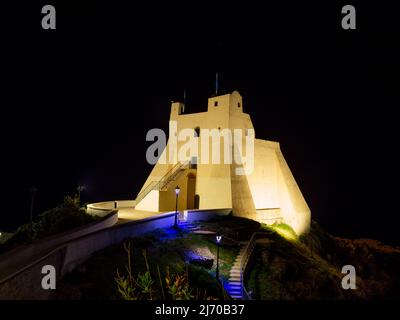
58,227 -> 240,299
261,223 -> 298,241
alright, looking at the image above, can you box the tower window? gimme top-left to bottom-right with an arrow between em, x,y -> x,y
238,102 -> 241,108
194,127 -> 200,137
214,101 -> 218,107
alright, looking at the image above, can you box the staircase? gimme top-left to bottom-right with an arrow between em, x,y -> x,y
178,221 -> 200,232
135,161 -> 190,205
225,232 -> 261,299
225,245 -> 246,299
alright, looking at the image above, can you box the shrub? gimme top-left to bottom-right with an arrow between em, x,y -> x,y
0,195 -> 96,253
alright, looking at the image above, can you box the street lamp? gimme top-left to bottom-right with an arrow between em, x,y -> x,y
216,235 -> 222,281
174,186 -> 180,228
77,184 -> 86,205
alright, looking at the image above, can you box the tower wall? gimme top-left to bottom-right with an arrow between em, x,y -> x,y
135,91 -> 311,234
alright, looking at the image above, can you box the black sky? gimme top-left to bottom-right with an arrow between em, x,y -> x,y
1,1 -> 399,245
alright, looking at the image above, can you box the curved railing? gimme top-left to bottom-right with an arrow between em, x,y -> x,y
86,200 -> 136,216
0,211 -> 177,299
0,211 -> 118,285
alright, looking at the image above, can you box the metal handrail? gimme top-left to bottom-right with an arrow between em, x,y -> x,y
239,231 -> 270,299
135,161 -> 189,204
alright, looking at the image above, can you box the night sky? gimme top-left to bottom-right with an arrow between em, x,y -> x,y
1,2 -> 399,245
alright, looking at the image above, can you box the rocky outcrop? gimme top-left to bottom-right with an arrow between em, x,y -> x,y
247,222 -> 400,299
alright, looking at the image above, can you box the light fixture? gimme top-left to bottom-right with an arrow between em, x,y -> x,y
216,235 -> 222,281
174,186 -> 180,228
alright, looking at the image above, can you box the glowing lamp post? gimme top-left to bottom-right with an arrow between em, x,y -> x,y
174,186 -> 180,228
77,184 -> 86,205
216,235 -> 222,281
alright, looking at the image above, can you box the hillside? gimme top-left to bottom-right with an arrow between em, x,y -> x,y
53,217 -> 400,300
247,221 -> 400,299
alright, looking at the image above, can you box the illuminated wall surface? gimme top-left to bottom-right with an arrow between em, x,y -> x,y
135,91 -> 311,235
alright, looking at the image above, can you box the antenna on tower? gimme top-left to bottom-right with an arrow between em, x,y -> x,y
183,89 -> 186,104
215,72 -> 219,96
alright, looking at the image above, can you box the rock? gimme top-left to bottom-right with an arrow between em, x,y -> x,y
190,257 -> 214,269
184,246 -> 215,269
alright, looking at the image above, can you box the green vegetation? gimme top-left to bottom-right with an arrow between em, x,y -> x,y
246,221 -> 367,299
56,227 -> 238,299
49,216 -> 400,300
0,196 -> 98,254
0,232 -> 13,244
114,242 -> 229,300
198,216 -> 260,241
265,223 -> 298,241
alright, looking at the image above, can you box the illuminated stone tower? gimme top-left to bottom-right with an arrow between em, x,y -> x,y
135,91 -> 310,235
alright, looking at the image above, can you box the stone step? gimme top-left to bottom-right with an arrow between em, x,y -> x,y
227,286 -> 242,291
229,277 -> 241,282
227,283 -> 241,287
228,291 -> 242,295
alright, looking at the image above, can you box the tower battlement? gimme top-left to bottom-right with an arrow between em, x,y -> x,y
137,91 -> 311,235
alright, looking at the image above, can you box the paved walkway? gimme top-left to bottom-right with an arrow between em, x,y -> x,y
116,208 -> 161,224
0,209 -> 160,281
